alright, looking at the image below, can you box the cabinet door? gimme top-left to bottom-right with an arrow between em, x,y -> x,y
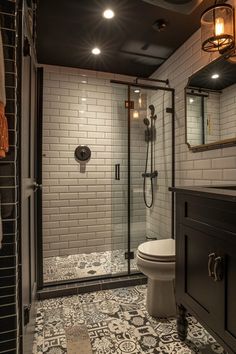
176,225 -> 223,331
219,238 -> 236,352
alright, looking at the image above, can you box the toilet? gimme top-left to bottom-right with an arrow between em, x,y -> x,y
137,238 -> 176,318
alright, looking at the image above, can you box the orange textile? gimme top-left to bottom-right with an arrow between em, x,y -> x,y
0,102 -> 8,158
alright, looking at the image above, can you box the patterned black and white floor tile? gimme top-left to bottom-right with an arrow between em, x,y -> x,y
33,285 -> 226,354
43,250 -> 137,283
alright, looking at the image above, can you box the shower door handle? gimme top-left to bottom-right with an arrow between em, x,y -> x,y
115,164 -> 120,180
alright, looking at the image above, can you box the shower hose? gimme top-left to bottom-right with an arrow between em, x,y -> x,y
143,137 -> 154,208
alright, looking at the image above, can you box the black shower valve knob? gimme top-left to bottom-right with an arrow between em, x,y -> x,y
74,145 -> 91,162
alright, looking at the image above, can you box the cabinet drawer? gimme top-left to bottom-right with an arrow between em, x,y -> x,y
178,194 -> 236,234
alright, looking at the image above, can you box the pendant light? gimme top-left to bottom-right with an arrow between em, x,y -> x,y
201,1 -> 235,54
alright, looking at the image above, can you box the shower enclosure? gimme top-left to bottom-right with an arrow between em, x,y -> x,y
38,69 -> 175,287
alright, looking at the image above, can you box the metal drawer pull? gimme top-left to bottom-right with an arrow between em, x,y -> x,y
208,253 -> 216,277
213,256 -> 223,282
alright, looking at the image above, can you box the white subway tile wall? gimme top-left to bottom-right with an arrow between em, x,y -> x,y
220,83 -> 236,140
146,90 -> 172,240
151,24 -> 236,188
42,69 -> 149,257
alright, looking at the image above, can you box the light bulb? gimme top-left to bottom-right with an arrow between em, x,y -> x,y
133,110 -> 139,119
92,47 -> 101,55
211,73 -> 219,79
103,9 -> 115,19
215,17 -> 224,36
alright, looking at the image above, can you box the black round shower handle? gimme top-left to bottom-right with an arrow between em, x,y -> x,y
74,145 -> 91,162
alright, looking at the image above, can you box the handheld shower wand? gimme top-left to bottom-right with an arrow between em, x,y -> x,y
142,105 -> 158,208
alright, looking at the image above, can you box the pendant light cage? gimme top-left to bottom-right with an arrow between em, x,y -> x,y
201,3 -> 235,54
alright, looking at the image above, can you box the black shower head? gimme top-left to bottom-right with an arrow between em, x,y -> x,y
149,105 -> 155,116
149,104 -> 157,120
143,118 -> 150,127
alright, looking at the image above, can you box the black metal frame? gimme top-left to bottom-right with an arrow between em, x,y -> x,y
127,85 -> 131,272
171,89 -> 175,239
36,68 -> 43,290
111,80 -> 175,240
201,95 -> 205,145
17,0 -> 23,350
36,76 -> 175,291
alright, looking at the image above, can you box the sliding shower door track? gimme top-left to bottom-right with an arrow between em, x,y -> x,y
37,273 -> 147,300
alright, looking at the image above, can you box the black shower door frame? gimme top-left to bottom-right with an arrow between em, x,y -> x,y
36,74 -> 175,290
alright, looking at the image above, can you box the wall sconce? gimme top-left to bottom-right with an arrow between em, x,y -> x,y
201,2 -> 235,54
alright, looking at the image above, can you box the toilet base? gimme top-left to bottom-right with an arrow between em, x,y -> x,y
146,278 -> 176,317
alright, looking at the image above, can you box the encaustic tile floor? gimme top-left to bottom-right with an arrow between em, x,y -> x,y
33,285 -> 225,354
43,250 -> 137,283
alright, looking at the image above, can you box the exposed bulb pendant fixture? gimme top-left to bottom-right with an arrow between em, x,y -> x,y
201,2 -> 235,54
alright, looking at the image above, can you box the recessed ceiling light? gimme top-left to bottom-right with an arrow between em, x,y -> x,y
189,98 -> 194,104
81,80 -> 87,84
211,73 -> 220,79
103,9 -> 115,19
81,98 -> 86,101
92,47 -> 101,55
134,89 -> 140,93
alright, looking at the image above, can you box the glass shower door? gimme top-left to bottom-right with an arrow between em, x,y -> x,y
129,86 -> 148,273
129,84 -> 173,273
111,84 -> 129,275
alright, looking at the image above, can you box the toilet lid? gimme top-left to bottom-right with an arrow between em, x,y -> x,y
138,239 -> 175,262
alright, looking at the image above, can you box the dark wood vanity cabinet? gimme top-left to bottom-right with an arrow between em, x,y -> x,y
174,189 -> 236,354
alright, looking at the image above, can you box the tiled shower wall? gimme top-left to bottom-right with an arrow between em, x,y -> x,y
0,1 -> 21,353
42,67 -> 147,257
146,89 -> 172,240
151,5 -> 236,193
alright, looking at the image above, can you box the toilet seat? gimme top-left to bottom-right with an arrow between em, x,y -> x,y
138,239 -> 175,262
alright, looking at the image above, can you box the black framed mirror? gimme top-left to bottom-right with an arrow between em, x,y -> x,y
185,53 -> 236,152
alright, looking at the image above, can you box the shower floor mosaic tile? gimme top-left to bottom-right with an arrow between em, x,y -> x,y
33,285 -> 225,354
43,250 -> 137,283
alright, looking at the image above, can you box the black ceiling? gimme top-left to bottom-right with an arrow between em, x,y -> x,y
36,0 -> 213,77
188,55 -> 236,91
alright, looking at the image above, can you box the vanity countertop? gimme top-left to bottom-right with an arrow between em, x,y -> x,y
169,185 -> 236,202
